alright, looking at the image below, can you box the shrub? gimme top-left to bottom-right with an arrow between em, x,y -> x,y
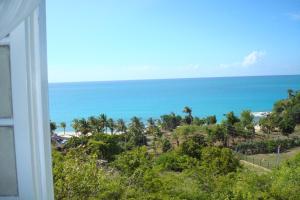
64,136 -> 88,149
180,134 -> 206,158
155,151 -> 199,172
112,147 -> 151,175
200,147 -> 240,175
162,138 -> 172,152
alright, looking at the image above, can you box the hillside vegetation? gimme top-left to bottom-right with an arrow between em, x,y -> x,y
51,89 -> 300,199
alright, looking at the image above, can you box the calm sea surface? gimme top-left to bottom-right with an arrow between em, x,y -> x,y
49,75 -> 300,131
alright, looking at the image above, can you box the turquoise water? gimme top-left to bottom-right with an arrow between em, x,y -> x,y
49,75 -> 300,131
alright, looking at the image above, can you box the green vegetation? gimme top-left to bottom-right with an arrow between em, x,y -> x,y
52,89 -> 300,199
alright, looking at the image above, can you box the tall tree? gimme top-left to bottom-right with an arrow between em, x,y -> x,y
116,119 -> 128,150
146,118 -> 162,155
222,112 -> 240,145
206,115 -> 217,125
99,114 -> 107,133
279,113 -> 296,137
60,122 -> 66,135
87,116 -> 100,133
78,118 -> 90,136
128,116 -> 145,146
183,106 -> 193,125
50,121 -> 57,135
160,113 -> 182,131
116,119 -> 127,134
72,119 -> 80,134
107,118 -> 115,135
240,110 -> 254,127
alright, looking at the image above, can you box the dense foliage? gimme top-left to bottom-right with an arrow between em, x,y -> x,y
53,144 -> 300,200
52,89 -> 300,199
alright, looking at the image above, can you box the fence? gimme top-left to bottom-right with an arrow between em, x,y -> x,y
235,152 -> 279,170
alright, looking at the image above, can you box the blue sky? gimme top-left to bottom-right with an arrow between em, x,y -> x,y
46,0 -> 300,83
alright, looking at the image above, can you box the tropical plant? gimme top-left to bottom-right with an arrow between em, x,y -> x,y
107,118 -> 115,135
99,113 -> 108,133
50,121 -> 57,135
206,115 -> 217,125
87,116 -> 100,133
112,146 -> 151,175
116,118 -> 128,150
128,116 -> 146,146
200,147 -> 240,175
116,119 -> 127,134
192,117 -> 206,126
183,106 -> 193,125
279,113 -> 296,137
71,119 -> 80,133
161,138 -> 172,152
160,112 -> 182,131
60,122 -> 66,135
180,134 -> 205,158
206,124 -> 227,146
78,118 -> 91,136
240,110 -> 254,127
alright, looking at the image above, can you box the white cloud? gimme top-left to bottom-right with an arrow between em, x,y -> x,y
219,50 -> 266,68
241,51 -> 266,67
287,12 -> 300,21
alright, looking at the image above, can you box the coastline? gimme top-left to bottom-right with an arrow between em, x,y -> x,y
55,111 -> 269,137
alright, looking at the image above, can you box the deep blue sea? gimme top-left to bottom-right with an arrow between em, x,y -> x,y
49,75 -> 300,131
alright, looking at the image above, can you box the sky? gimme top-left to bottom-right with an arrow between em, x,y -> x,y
46,0 -> 300,83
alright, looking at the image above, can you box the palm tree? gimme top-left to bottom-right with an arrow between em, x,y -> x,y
128,116 -> 145,146
183,106 -> 192,116
116,119 -> 128,149
147,117 -> 155,127
50,121 -> 57,135
116,119 -> 127,133
72,119 -> 80,133
147,118 -> 161,155
183,106 -> 193,125
78,118 -> 90,136
60,122 -> 66,135
107,118 -> 115,135
99,114 -> 107,133
87,116 -> 99,133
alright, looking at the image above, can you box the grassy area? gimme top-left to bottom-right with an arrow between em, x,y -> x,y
241,146 -> 300,169
240,160 -> 271,174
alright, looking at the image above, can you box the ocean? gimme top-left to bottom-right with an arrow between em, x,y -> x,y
49,75 -> 300,131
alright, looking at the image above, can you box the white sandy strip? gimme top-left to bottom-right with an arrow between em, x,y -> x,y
56,131 -> 78,137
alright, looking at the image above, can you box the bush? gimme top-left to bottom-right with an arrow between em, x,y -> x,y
64,136 -> 88,149
162,138 -> 172,152
52,149 -> 123,200
180,134 -> 206,158
112,147 -> 151,175
155,151 -> 199,172
269,153 -> 300,199
201,147 -> 240,175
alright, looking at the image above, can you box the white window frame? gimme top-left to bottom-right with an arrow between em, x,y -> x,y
0,0 -> 54,199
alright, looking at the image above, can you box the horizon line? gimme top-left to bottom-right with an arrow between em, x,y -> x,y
48,73 -> 300,84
